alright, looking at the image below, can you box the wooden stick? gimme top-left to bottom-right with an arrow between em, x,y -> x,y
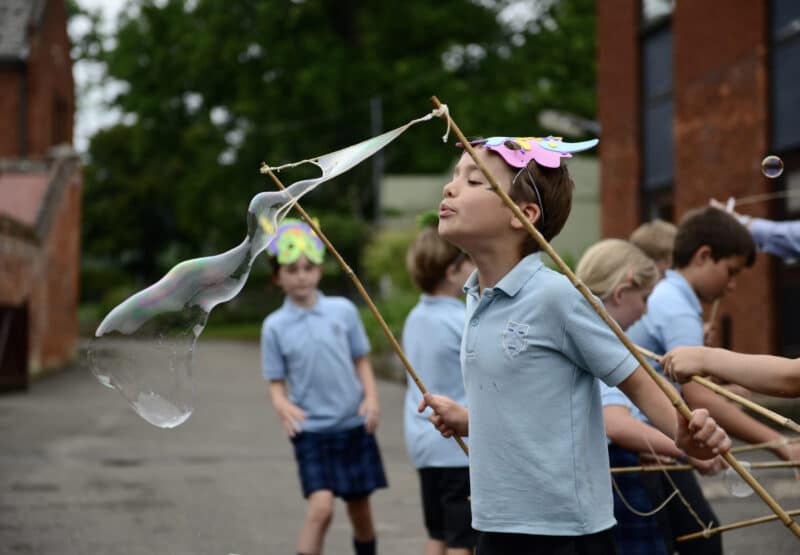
429,95 -> 800,539
635,346 -> 800,434
611,460 -> 800,474
677,509 -> 800,542
709,299 -> 720,324
262,167 -> 469,456
732,437 -> 800,454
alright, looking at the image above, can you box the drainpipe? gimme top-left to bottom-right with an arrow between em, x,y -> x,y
19,61 -> 27,158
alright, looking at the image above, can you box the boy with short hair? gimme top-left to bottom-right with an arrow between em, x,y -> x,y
421,137 -> 730,554
627,206 -> 799,553
629,219 -> 677,277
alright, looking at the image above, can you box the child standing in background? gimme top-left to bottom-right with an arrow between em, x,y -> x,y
626,206 -> 800,554
576,239 -> 725,555
403,215 -> 477,555
629,219 -> 677,278
261,219 -> 387,555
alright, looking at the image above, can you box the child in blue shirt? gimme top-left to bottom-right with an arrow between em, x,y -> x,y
627,207 -> 800,554
403,217 -> 476,555
420,137 -> 731,555
261,219 -> 387,555
576,239 -> 725,555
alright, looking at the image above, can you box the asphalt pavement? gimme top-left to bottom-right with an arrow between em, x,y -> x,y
1,339 -> 799,554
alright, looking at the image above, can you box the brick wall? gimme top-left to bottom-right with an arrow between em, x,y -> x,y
0,0 -> 75,159
597,0 -> 640,238
26,0 -> 75,158
597,0 -> 774,354
0,67 -> 23,157
38,169 -> 81,372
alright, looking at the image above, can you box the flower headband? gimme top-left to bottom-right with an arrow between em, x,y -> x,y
462,136 -> 599,168
267,218 -> 325,265
458,136 -> 599,229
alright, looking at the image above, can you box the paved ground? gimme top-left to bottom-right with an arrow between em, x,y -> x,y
1,339 -> 799,554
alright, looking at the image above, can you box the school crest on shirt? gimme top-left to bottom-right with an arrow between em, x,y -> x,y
502,320 -> 529,357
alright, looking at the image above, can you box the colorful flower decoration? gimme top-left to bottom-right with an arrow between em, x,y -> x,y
267,218 -> 325,265
463,136 -> 599,168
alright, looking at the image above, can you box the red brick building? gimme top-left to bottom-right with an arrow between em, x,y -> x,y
0,0 -> 81,390
598,0 -> 800,356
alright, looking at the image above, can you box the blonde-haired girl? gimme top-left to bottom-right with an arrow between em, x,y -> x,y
577,239 -> 724,555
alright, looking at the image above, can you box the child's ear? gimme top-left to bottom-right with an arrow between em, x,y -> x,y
609,283 -> 626,306
693,245 -> 713,266
509,201 -> 542,230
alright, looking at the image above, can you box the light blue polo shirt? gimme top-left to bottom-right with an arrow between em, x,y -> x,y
462,253 -> 639,536
402,294 -> 469,469
627,270 -> 704,383
600,381 -> 645,421
261,292 -> 370,432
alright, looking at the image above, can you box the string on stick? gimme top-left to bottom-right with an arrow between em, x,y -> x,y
429,95 -> 800,539
677,509 -> 800,542
261,167 -> 469,456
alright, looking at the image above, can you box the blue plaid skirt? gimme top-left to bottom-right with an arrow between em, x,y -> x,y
609,444 -> 669,555
291,425 -> 388,500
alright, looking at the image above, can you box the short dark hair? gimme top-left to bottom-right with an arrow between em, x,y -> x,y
673,207 -> 756,268
406,226 -> 466,293
509,160 -> 575,256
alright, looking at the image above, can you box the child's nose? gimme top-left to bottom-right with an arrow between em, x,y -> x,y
726,278 -> 736,292
443,179 -> 456,197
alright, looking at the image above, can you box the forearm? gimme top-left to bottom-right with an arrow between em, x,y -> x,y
618,367 -> 679,441
604,407 -> 683,458
268,380 -> 290,409
354,356 -> 379,402
701,349 -> 800,397
682,381 -> 783,445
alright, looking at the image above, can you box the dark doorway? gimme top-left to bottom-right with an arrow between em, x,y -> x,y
0,303 -> 28,392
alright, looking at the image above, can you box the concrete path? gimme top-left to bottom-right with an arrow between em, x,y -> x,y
1,340 -> 799,554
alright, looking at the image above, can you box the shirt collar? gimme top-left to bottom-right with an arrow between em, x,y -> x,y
664,269 -> 703,315
420,293 -> 464,308
463,253 -> 544,299
282,290 -> 325,316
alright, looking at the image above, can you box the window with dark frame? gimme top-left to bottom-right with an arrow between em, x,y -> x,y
640,2 -> 675,224
771,0 -> 800,356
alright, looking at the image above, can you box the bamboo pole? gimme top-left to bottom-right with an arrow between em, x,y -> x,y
732,437 -> 800,454
611,460 -> 800,474
261,166 -> 469,456
677,509 -> 800,542
635,346 -> 800,434
429,95 -> 800,539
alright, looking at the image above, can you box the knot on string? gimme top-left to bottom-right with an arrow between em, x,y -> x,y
431,104 -> 452,143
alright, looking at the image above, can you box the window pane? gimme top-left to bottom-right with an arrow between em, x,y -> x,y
642,98 -> 674,190
642,27 -> 673,100
772,0 -> 800,40
773,39 -> 800,151
641,0 -> 675,27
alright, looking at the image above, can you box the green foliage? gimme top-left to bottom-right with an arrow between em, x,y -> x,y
74,0 -> 597,317
359,291 -> 419,354
362,228 -> 417,293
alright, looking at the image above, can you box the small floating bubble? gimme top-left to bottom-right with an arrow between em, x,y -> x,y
761,155 -> 784,179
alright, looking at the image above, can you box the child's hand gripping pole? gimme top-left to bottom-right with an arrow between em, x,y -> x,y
262,166 -> 469,456
637,346 -> 800,435
430,95 -> 800,539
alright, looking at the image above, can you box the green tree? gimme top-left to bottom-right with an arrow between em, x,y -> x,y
77,0 -> 596,302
